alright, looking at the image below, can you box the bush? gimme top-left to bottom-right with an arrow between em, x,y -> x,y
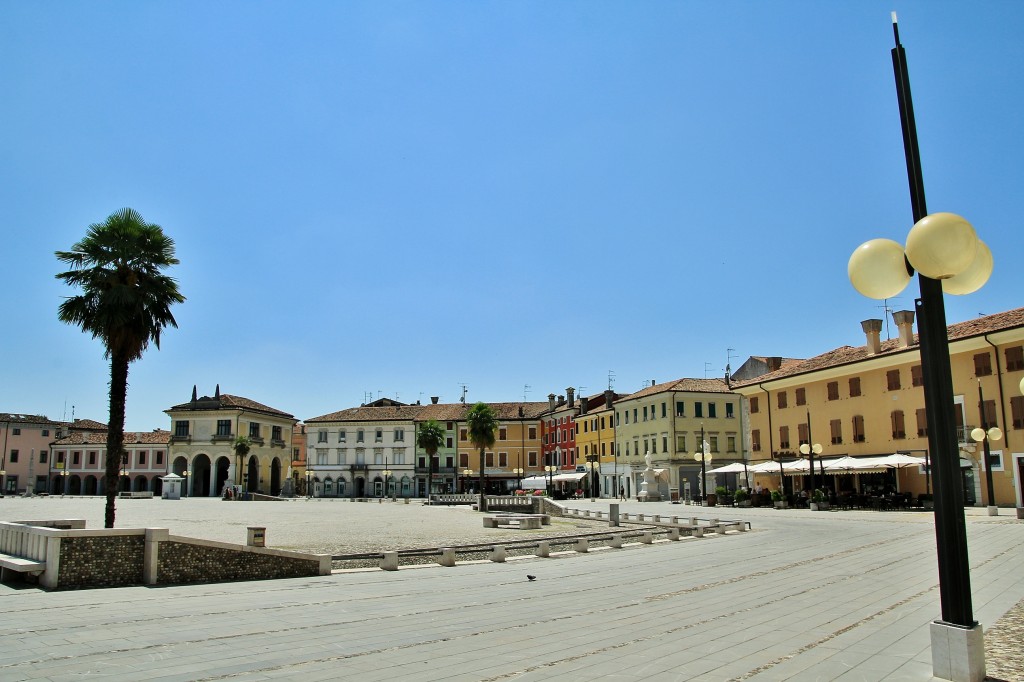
715,486 -> 728,497
734,488 -> 749,502
771,489 -> 783,502
532,490 -> 546,496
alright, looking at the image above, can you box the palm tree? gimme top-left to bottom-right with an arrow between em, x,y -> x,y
233,436 -> 252,489
55,208 -> 185,528
417,419 -> 446,502
466,402 -> 498,512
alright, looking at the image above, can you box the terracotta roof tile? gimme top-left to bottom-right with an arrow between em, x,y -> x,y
168,394 -> 294,419
733,307 -> 1024,387
53,430 -> 171,446
307,401 -> 551,424
624,378 -> 731,401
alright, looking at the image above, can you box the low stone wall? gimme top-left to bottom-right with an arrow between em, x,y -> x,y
157,537 -> 326,584
0,520 -> 331,590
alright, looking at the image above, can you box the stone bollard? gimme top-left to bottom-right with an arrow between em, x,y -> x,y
737,522 -> 748,532
610,534 -> 623,548
247,527 -> 266,547
490,546 -> 506,563
641,531 -> 653,544
689,517 -> 697,526
638,514 -> 646,522
668,527 -> 681,541
670,516 -> 678,525
381,552 -> 399,571
621,512 -> 630,522
574,539 -> 589,553
710,518 -> 719,526
438,548 -> 456,567
653,514 -> 661,523
609,503 -> 620,527
404,497 -> 409,504
693,527 -> 704,538
537,541 -> 550,558
584,510 -> 591,518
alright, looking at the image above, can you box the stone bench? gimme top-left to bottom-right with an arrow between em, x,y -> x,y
482,514 -> 549,530
119,491 -> 154,499
0,553 -> 47,582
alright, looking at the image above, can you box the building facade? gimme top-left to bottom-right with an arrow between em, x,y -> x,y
50,429 -> 171,495
573,391 -> 624,497
731,308 -> 1024,507
1,414 -> 66,494
614,378 -> 741,500
165,386 -> 295,497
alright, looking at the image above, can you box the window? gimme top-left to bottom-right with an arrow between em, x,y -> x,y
973,352 -> 993,377
797,423 -> 809,446
357,429 -> 365,443
830,419 -> 842,444
485,452 -> 494,467
708,403 -> 717,418
528,427 -> 537,440
317,429 -> 327,443
827,382 -> 839,401
1005,345 -> 1024,372
9,449 -> 18,463
375,429 -> 383,442
911,365 -> 923,387
633,409 -> 638,423
1011,396 -> 1024,429
156,451 -> 164,465
446,437 -> 453,448
394,428 -> 404,442
272,426 -> 282,442
795,388 -> 806,406
777,392 -> 788,409
778,426 -> 790,450
446,421 -> 454,431
853,415 -> 866,442
663,435 -> 669,452
891,410 -> 906,439
175,421 -> 189,437
916,408 -> 928,437
661,403 -> 667,418
849,377 -> 862,398
42,429 -> 49,437
643,406 -> 648,421
725,403 -> 734,418
749,397 -> 759,414
248,422 -> 259,439
676,401 -> 685,416
459,428 -> 467,441
676,434 -> 687,452
459,453 -> 469,468
498,452 -> 507,467
12,428 -> 20,435
984,449 -> 1004,472
727,436 -> 736,452
887,370 -> 901,391
217,420 -> 232,436
338,449 -> 347,465
709,436 -> 718,453
624,411 -> 629,425
39,451 -> 47,463
339,430 -> 347,443
529,451 -> 538,466
751,429 -> 761,452
694,402 -> 703,418
316,449 -> 328,465
139,451 -> 146,465
73,451 -> 81,465
355,449 -> 366,465
981,399 -> 998,428
499,427 -> 507,441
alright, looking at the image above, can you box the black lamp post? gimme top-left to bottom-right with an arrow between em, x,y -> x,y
847,15 -> 993,679
693,425 -> 710,504
798,411 -> 823,496
971,382 -> 1002,516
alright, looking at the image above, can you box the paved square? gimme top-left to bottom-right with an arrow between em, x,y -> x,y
1,497 -> 1021,681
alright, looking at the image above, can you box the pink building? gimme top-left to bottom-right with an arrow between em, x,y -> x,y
50,428 -> 171,495
1,414 -> 65,494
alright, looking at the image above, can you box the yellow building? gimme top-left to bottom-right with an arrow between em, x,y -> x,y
451,402 -> 548,493
574,390 -> 624,497
732,308 -> 1024,507
614,378 -> 741,500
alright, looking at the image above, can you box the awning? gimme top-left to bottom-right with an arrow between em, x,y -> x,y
552,472 -> 588,483
520,476 -> 548,490
706,462 -> 749,474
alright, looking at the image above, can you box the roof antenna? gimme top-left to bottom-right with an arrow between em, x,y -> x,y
607,370 -> 616,391
459,383 -> 468,404
523,384 -> 531,401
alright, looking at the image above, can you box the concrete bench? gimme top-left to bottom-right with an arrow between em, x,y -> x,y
119,491 -> 154,499
482,514 -> 548,530
0,553 -> 46,581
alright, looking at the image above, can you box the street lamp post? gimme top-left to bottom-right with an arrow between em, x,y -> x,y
544,463 -> 557,497
61,468 -> 69,496
462,468 -> 473,494
585,454 -> 599,500
971,382 -> 1002,516
692,425 -> 711,504
305,470 -> 313,499
798,411 -> 823,497
182,469 -> 189,498
846,15 -> 992,680
382,459 -> 392,501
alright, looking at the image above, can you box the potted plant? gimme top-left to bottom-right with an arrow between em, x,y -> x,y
734,488 -> 751,507
810,488 -> 828,511
918,493 -> 934,510
771,489 -> 788,509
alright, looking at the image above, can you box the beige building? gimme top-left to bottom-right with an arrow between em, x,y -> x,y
614,378 -> 741,500
50,429 -> 171,495
731,308 -> 1024,507
1,414 -> 66,494
165,386 -> 295,497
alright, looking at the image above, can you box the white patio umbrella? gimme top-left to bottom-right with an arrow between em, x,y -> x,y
706,462 -> 748,474
880,453 -> 928,468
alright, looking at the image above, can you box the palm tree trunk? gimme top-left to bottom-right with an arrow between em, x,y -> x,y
478,448 -> 487,512
105,352 -> 130,528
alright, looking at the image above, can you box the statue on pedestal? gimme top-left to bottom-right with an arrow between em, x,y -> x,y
637,452 -> 661,502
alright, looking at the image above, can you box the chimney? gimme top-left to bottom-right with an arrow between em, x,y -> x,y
892,310 -> 916,348
604,389 -> 615,408
548,393 -> 556,412
191,385 -> 198,402
580,397 -> 589,415
566,387 -> 575,408
862,319 -> 883,355
431,396 -> 439,404
767,357 -> 782,372
557,395 -> 566,407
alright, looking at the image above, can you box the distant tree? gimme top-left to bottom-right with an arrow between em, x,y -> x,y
56,208 -> 184,528
417,419 -> 446,502
233,436 -> 252,488
466,403 -> 498,512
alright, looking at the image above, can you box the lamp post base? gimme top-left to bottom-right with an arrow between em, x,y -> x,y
986,505 -> 998,516
930,620 -> 985,682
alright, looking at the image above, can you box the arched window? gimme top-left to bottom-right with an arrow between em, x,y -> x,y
323,477 -> 333,495
337,478 -> 346,497
401,476 -> 411,496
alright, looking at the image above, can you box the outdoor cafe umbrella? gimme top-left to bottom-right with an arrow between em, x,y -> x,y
706,462 -> 749,474
880,453 -> 928,468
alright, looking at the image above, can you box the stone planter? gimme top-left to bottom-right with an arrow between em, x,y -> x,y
774,500 -> 788,509
705,494 -> 717,507
1016,507 -> 1024,520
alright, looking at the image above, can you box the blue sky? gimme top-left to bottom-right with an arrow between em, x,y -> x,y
3,2 -> 1022,432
